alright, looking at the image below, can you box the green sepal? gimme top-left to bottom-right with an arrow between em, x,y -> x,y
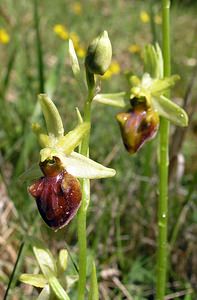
152,95 -> 188,127
150,75 -> 180,95
93,92 -> 126,108
32,240 -> 57,277
68,39 -> 80,78
68,39 -> 87,92
39,94 -> 64,137
19,273 -> 47,288
57,122 -> 90,155
143,43 -> 163,78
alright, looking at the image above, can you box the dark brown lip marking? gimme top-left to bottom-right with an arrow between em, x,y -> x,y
116,103 -> 159,153
28,157 -> 82,230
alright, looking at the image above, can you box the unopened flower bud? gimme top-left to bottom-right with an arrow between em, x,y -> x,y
85,31 -> 112,75
29,157 -> 81,230
116,101 -> 159,153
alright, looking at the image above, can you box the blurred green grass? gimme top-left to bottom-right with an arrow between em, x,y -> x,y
0,0 -> 197,299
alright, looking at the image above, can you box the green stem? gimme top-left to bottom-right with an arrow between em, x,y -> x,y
156,1 -> 171,299
77,73 -> 95,300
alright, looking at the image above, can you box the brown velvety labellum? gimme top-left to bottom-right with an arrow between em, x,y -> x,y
28,158 -> 82,230
116,103 -> 159,153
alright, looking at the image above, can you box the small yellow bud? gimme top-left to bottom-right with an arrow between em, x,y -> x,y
85,31 -> 112,75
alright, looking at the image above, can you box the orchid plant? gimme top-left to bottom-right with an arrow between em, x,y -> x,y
19,31 -> 114,299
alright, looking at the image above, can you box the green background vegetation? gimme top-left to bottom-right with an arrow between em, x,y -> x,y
0,0 -> 197,299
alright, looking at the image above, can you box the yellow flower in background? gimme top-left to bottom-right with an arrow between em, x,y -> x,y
0,28 -> 10,44
140,11 -> 150,23
154,15 -> 162,25
101,61 -> 120,80
53,24 -> 69,40
128,44 -> 141,54
71,2 -> 82,15
110,61 -> 120,74
76,46 -> 86,58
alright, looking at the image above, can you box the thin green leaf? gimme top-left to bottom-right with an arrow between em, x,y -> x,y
39,94 -> 64,137
93,92 -> 126,108
60,151 -> 116,179
32,241 -> 57,277
37,285 -> 50,300
88,261 -> 99,300
152,95 -> 188,127
68,39 -> 80,76
19,273 -> 47,288
47,273 -> 70,300
57,122 -> 90,154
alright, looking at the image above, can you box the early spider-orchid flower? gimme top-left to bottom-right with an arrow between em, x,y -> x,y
93,44 -> 188,154
27,94 -> 115,230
